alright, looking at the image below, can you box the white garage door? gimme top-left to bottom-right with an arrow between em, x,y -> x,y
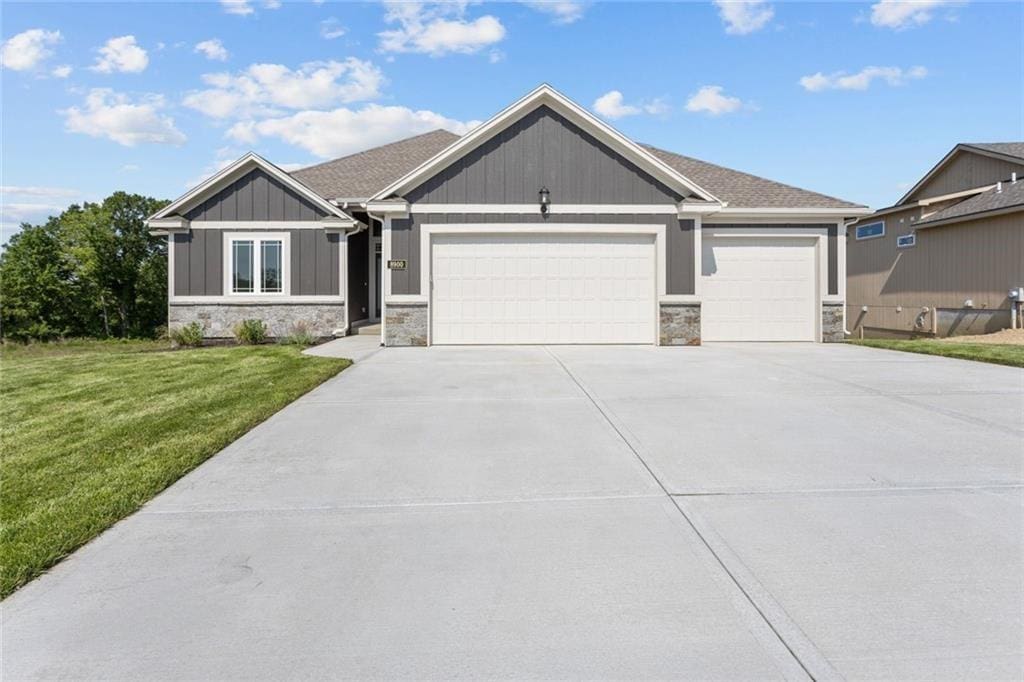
701,236 -> 817,341
431,233 -> 656,345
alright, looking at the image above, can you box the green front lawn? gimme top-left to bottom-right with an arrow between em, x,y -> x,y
0,341 -> 350,597
850,339 -> 1024,368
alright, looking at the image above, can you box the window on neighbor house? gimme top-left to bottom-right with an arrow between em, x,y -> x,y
228,235 -> 287,295
855,221 -> 885,240
896,233 -> 916,248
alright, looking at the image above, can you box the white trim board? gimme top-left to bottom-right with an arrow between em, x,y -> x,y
371,84 -> 720,204
186,220 -> 357,231
408,204 -> 682,215
149,152 -> 357,224
169,296 -> 344,305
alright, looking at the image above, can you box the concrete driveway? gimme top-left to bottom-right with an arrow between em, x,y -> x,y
4,344 -> 1022,680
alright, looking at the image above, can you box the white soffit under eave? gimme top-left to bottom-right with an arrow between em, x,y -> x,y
149,152 -> 355,223
370,84 -> 721,204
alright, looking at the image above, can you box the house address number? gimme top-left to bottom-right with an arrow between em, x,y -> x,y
387,259 -> 408,270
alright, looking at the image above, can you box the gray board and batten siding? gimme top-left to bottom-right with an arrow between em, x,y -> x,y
404,106 -> 685,205
172,230 -> 341,297
184,168 -> 328,222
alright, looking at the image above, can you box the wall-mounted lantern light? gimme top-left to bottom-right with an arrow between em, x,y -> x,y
539,187 -> 550,215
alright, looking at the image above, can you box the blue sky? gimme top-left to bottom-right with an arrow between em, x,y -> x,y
2,1 -> 1021,239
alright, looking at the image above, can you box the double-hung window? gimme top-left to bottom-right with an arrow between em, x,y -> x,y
226,233 -> 289,295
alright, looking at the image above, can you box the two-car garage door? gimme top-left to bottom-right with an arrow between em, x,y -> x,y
431,233 -> 656,344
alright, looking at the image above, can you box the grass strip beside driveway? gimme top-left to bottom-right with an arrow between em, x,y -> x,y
1,343 -> 350,597
850,339 -> 1024,368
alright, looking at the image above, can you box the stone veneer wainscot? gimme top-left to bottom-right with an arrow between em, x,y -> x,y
169,303 -> 345,339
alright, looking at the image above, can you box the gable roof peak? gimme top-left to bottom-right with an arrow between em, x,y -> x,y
369,82 -> 721,204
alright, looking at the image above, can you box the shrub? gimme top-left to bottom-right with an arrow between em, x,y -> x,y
279,320 -> 317,347
233,319 -> 267,345
170,322 -> 204,348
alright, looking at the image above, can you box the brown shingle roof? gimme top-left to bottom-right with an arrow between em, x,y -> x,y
290,129 -> 460,200
641,145 -> 864,209
290,128 -> 865,209
917,179 -> 1024,227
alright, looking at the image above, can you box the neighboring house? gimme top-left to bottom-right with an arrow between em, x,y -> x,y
147,85 -> 869,346
847,143 -> 1024,338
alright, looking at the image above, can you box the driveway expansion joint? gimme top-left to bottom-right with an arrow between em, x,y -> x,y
544,346 -> 835,682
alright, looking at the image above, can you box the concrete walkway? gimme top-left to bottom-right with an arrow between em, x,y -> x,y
3,344 -> 1022,680
302,334 -> 382,362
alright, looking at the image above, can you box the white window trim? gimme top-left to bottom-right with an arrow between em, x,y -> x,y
896,233 -> 916,248
855,220 -> 885,241
223,232 -> 291,297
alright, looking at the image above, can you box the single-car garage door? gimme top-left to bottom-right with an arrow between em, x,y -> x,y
701,236 -> 817,341
431,233 -> 656,344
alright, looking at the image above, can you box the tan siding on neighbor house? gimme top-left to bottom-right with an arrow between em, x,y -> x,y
907,152 -> 1024,203
846,211 -> 1023,335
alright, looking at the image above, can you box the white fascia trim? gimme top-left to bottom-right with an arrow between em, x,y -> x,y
147,217 -> 190,234
409,203 -> 681,215
150,152 -> 350,221
365,200 -> 409,216
677,202 -> 725,216
170,296 -> 344,305
187,219 -> 358,230
370,84 -> 719,204
418,222 -> 668,300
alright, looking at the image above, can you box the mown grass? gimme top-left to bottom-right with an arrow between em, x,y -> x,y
850,339 -> 1024,368
0,342 -> 349,597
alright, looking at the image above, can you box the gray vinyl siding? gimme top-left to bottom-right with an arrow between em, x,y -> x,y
405,106 -> 684,205
184,168 -> 328,221
390,214 -> 695,296
173,229 -> 339,296
704,224 -> 837,296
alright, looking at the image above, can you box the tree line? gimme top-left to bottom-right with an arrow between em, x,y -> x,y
0,192 -> 169,341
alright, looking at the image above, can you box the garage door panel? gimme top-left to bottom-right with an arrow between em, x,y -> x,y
702,237 -> 817,342
431,233 -> 656,345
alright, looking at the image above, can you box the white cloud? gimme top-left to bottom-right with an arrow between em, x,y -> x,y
91,35 -> 149,73
51,64 -> 72,78
220,0 -> 282,15
713,0 -> 774,35
195,39 -> 229,61
0,186 -> 81,200
870,1 -> 963,30
685,85 -> 743,115
320,18 -> 347,40
592,90 -> 668,119
221,0 -> 254,15
799,65 -> 928,91
1,28 -> 62,71
227,103 -> 479,158
523,1 -> 587,24
121,164 -> 141,172
378,2 -> 506,56
183,58 -> 385,119
62,88 -> 186,146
